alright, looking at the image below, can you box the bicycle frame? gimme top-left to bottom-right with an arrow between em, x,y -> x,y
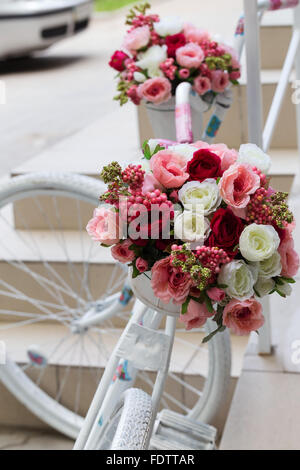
74,300 -> 177,450
74,0 -> 300,449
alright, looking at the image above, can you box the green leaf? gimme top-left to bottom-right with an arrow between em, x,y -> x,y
281,277 -> 296,284
152,144 -> 165,155
202,325 -> 226,343
217,284 -> 228,289
253,286 -> 261,298
142,141 -> 152,160
131,262 -> 140,279
275,288 -> 286,298
203,293 -> 214,313
181,297 -> 191,315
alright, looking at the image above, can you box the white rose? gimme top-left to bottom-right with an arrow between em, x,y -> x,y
238,143 -> 271,174
133,71 -> 147,83
168,144 -> 196,161
255,252 -> 282,279
174,209 -> 210,244
218,260 -> 258,301
136,45 -> 167,77
178,179 -> 221,215
254,278 -> 275,297
153,16 -> 184,37
239,224 -> 280,262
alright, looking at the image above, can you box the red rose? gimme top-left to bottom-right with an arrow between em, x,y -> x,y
207,207 -> 244,257
187,149 -> 222,182
109,50 -> 129,72
165,33 -> 186,57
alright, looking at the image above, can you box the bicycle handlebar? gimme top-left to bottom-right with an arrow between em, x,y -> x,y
173,0 -> 299,146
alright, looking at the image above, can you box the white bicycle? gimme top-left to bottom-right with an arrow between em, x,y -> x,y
0,0 -> 295,449
0,79 -> 232,445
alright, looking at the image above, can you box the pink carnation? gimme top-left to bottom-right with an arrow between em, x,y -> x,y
193,76 -> 211,95
278,231 -> 299,278
211,70 -> 230,93
122,25 -> 150,53
219,163 -> 260,209
111,239 -> 135,263
192,141 -> 238,172
151,256 -> 192,305
176,43 -> 205,69
183,23 -> 210,45
223,298 -> 265,336
150,150 -> 189,189
136,257 -> 148,273
86,207 -> 121,246
179,300 -> 213,330
138,77 -> 171,105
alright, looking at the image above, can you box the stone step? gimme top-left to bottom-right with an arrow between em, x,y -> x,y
260,8 -> 293,70
220,332 -> 300,450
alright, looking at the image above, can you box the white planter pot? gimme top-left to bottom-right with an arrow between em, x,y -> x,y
145,93 -> 212,141
130,269 -> 181,317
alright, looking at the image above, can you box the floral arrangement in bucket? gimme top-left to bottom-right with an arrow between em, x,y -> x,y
86,140 -> 298,342
109,2 -> 241,106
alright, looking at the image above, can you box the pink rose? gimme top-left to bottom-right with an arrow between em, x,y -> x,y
111,239 -> 135,263
207,287 -> 225,302
151,256 -> 192,304
193,76 -> 211,96
278,232 -> 299,278
86,207 -> 121,246
136,257 -> 148,273
192,141 -> 238,171
183,23 -> 210,44
176,43 -> 205,69
223,298 -> 265,336
122,25 -> 150,53
138,77 -> 172,105
211,70 -> 230,93
219,163 -> 260,209
179,300 -> 213,331
141,173 -> 163,195
179,68 -> 190,79
150,150 -> 189,189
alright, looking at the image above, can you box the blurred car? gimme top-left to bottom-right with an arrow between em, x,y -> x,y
0,0 -> 93,59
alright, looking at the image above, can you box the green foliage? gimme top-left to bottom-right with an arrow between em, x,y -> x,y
126,2 -> 151,24
142,140 -> 165,160
95,0 -> 136,12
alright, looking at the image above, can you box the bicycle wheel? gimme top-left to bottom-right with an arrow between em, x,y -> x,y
95,388 -> 152,450
0,172 -> 130,438
0,172 -> 230,440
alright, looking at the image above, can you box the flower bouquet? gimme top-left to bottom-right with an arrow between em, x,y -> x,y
109,3 -> 241,140
87,140 -> 298,341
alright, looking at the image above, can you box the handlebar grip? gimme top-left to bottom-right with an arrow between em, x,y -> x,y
175,82 -> 193,143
